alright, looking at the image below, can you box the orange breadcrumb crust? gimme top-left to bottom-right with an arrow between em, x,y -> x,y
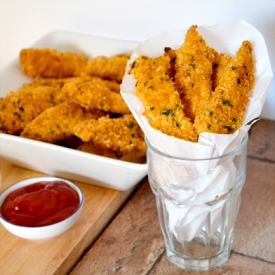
73,114 -> 146,160
129,25 -> 255,141
85,54 -> 130,83
194,41 -> 254,134
19,48 -> 88,78
1,47 -> 145,163
129,55 -> 198,142
174,25 -> 218,121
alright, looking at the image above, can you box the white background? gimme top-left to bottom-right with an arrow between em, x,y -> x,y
0,0 -> 274,120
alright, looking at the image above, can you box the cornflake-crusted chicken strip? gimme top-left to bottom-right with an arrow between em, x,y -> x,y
19,48 -> 88,78
20,102 -> 104,143
73,114 -> 146,159
58,77 -> 130,114
174,25 -> 218,121
101,79 -> 121,93
211,53 -> 233,91
31,76 -> 73,89
129,55 -> 198,142
0,85 -> 59,134
77,141 -> 146,163
85,53 -> 130,83
194,41 -> 254,134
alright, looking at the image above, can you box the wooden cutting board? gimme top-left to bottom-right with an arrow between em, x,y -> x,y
0,157 -> 135,275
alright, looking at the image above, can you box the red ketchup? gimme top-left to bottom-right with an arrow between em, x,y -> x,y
1,181 -> 80,227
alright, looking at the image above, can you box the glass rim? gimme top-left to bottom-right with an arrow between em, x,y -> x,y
145,133 -> 248,161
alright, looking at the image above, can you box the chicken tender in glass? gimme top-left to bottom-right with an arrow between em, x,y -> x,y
19,48 -> 88,78
129,55 -> 198,142
211,53 -> 233,91
194,41 -> 255,134
174,25 -> 218,121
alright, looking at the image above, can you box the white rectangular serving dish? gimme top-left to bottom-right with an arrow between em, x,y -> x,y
0,30 -> 147,191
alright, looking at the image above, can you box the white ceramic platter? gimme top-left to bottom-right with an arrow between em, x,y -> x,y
0,31 -> 147,191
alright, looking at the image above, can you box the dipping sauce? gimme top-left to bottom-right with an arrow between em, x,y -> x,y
1,181 -> 80,227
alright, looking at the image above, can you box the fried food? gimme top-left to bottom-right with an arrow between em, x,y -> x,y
101,79 -> 121,93
211,53 -> 233,91
73,114 -> 146,160
58,77 -> 130,114
1,47 -> 145,163
77,141 -> 145,163
19,48 -> 88,78
164,47 -> 177,78
31,76 -> 72,89
129,55 -> 198,142
0,85 -> 59,134
20,103 -> 104,143
194,41 -> 254,134
86,53 -> 130,83
174,25 -> 218,121
130,25 -> 254,140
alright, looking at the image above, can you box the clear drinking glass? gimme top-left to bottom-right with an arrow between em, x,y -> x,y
146,133 -> 248,270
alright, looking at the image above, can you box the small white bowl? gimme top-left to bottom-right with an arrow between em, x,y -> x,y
0,176 -> 84,240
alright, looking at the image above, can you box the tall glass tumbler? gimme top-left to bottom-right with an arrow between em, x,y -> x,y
146,134 -> 248,270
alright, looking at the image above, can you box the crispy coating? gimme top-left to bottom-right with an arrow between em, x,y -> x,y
20,102 -> 104,143
129,55 -> 198,142
174,25 -> 218,121
194,41 -> 254,134
58,77 -> 130,114
19,48 -> 88,78
77,141 -> 146,163
0,85 -> 60,134
31,76 -> 73,89
86,53 -> 130,83
2,46 -> 146,163
101,79 -> 121,93
164,47 -> 177,78
73,114 -> 146,159
211,53 -> 233,91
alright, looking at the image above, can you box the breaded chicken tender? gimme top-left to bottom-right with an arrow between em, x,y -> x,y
86,53 -> 130,83
211,53 -> 233,91
19,48 -> 88,78
174,25 -> 218,121
20,103 -> 104,143
129,55 -> 198,142
0,85 -> 59,134
101,79 -> 121,93
31,76 -> 72,89
58,77 -> 130,114
77,141 -> 145,163
194,41 -> 254,134
73,114 -> 146,160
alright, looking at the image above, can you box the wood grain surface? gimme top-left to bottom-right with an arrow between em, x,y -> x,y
0,157 -> 135,275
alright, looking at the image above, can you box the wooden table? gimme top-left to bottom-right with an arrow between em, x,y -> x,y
1,119 -> 275,274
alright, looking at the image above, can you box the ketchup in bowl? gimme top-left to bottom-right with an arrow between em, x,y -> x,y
1,180 -> 80,227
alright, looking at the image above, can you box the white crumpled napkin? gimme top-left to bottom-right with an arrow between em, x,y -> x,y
120,19 -> 273,242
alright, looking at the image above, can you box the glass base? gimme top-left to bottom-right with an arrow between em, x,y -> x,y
166,247 -> 230,271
